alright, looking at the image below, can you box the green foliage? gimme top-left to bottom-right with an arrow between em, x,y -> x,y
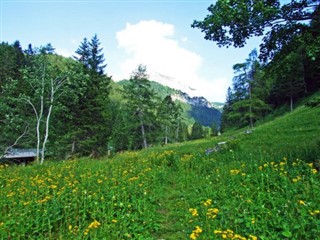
0,41 -> 25,85
305,96 -> 320,108
158,95 -> 182,144
222,49 -> 270,130
123,65 -> 159,149
118,79 -> 222,130
1,100 -> 320,239
190,122 -> 204,140
71,35 -> 111,157
192,0 -> 319,61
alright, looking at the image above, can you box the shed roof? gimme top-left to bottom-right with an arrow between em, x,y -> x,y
3,148 -> 37,159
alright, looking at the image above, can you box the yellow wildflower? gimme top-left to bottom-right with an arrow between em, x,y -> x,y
203,199 -> 212,206
194,226 -> 203,234
249,234 -> 258,240
298,200 -> 306,205
230,169 -> 240,175
112,219 -> 117,223
37,196 -> 51,203
310,210 -> 320,216
311,168 -> 318,174
292,176 -> 302,183
190,226 -> 203,239
207,208 -> 219,219
88,219 -> 101,229
190,232 -> 197,240
189,208 -> 199,217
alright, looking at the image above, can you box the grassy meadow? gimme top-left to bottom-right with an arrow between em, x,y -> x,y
1,103 -> 320,239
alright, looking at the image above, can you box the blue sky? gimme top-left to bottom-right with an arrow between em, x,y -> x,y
1,0 -> 260,102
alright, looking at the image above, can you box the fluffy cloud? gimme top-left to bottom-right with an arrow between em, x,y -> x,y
115,20 -> 227,102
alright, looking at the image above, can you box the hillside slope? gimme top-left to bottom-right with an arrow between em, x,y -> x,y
1,94 -> 319,239
114,80 -> 222,127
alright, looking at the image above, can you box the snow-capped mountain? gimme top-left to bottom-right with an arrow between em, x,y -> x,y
150,72 -> 200,98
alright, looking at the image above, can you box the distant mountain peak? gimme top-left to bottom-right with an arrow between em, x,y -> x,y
150,71 -> 198,97
171,92 -> 214,109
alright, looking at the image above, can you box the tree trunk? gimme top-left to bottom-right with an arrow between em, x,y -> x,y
71,141 -> 76,154
141,123 -> 148,149
165,126 -> 168,145
175,121 -> 180,141
41,93 -> 53,164
249,84 -> 254,129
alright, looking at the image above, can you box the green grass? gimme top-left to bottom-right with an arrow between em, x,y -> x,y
1,99 -> 320,239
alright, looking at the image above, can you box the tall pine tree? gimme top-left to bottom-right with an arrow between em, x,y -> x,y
123,65 -> 158,149
72,35 -> 111,157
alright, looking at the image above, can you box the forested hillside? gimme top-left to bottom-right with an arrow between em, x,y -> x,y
0,41 -> 218,162
116,80 -> 222,127
193,0 -> 320,132
1,0 -> 319,164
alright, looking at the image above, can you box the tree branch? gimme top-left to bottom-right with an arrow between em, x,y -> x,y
0,125 -> 29,159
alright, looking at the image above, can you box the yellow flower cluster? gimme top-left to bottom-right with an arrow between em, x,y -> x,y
68,225 -> 79,235
190,226 -> 203,239
230,169 -> 240,175
129,176 -> 139,181
37,196 -> 51,203
181,154 -> 193,162
189,208 -> 199,217
206,208 -> 219,219
203,198 -> 212,207
258,160 -> 287,175
0,164 -> 9,169
292,176 -> 302,183
84,219 -> 101,236
311,168 -> 318,174
214,229 -> 257,240
309,210 -> 320,216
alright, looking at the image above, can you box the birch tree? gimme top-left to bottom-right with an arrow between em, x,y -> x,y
21,55 -> 66,164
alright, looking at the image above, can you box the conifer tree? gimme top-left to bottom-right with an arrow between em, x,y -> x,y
72,35 -> 111,156
74,37 -> 90,67
158,95 -> 182,144
190,122 -> 204,140
123,65 -> 158,149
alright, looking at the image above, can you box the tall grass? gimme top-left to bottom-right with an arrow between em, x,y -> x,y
1,104 -> 319,239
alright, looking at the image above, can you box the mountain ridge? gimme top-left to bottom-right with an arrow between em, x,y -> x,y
114,79 -> 222,127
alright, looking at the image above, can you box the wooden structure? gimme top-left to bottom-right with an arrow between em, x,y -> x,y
1,148 -> 37,164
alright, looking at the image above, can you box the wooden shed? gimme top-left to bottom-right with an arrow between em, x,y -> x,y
2,148 -> 37,164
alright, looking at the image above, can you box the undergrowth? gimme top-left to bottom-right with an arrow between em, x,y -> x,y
1,102 -> 320,239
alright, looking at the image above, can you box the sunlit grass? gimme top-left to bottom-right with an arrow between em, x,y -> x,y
1,102 -> 320,239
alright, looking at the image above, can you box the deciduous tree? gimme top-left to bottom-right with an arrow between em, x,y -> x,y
192,0 -> 319,61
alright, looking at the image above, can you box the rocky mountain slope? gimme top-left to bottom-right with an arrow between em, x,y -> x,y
113,80 -> 222,127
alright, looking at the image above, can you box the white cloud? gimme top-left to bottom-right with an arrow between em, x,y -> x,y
181,37 -> 188,42
114,20 -> 227,102
55,48 -> 73,58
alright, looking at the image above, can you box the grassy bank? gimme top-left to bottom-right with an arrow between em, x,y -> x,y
1,103 -> 320,239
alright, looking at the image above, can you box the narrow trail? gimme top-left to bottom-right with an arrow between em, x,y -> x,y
152,171 -> 190,240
